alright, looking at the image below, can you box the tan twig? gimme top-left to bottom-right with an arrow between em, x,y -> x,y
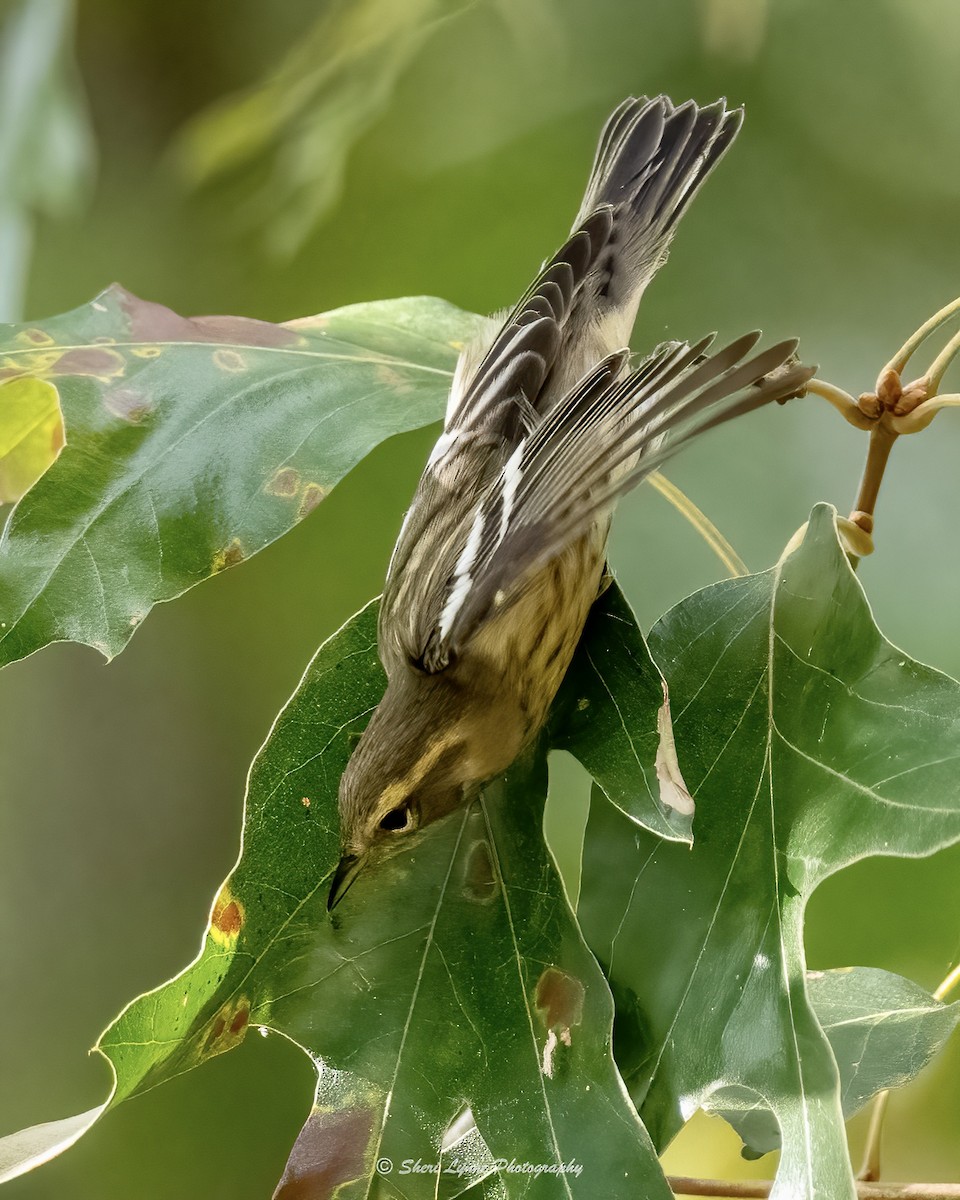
849,424 -> 898,542
803,378 -> 876,430
646,471 -> 749,577
933,961 -> 960,1003
668,1175 -> 960,1198
859,1088 -> 892,1182
892,394 -> 960,435
884,296 -> 960,376
918,328 -> 960,398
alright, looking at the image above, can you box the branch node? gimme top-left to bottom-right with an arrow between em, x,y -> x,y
875,366 -> 902,409
858,392 -> 883,420
893,379 -> 929,416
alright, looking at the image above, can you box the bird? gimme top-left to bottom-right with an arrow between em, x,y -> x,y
328,95 -> 814,908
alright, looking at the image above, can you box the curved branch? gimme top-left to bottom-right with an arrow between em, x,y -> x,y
668,1175 -> 960,1198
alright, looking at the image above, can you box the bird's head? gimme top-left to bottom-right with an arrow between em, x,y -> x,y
329,682 -> 468,909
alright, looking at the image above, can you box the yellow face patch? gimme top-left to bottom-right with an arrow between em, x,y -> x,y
375,731 -> 460,820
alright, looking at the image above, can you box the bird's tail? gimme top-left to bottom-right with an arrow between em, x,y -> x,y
572,96 -> 743,342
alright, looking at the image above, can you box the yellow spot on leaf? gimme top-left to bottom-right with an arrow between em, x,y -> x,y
213,348 -> 247,373
16,329 -> 54,346
131,345 -> 162,359
201,996 -> 251,1057
210,886 -> 245,946
0,377 -> 65,503
0,345 -> 127,384
297,482 -> 327,519
0,350 -> 60,377
375,364 -> 414,395
301,796 -> 311,808
50,346 -> 126,381
266,466 -> 300,497
212,538 -> 245,573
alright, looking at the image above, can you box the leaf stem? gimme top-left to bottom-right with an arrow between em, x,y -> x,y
848,424 -> 898,552
646,471 -> 749,577
933,961 -> 960,1002
884,296 -> 960,376
923,330 -> 960,398
803,378 -> 876,430
859,1089 -> 892,1181
668,1175 -> 960,1198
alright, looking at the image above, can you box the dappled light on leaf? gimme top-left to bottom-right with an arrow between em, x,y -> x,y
0,376 -> 64,502
812,969 -> 960,1132
580,505 -> 960,1200
553,580 -> 693,843
711,967 -> 960,1157
0,287 -> 483,668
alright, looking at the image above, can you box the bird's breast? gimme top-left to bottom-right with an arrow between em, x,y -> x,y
459,530 -> 607,780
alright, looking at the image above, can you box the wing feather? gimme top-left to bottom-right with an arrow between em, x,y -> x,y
379,96 -> 807,676
413,339 -> 814,668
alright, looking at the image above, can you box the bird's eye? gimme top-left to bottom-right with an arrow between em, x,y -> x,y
379,804 -> 412,832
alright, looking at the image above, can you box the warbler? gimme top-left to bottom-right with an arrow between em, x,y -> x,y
329,95 -> 813,908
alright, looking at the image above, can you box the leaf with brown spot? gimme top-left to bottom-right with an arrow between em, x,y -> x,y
535,968 -> 585,1032
212,539 -> 246,574
266,467 -> 301,497
0,600 -> 672,1197
0,285 -> 485,668
50,346 -> 126,379
273,1108 -> 376,1200
102,387 -> 152,424
297,483 -> 326,520
210,889 -> 245,945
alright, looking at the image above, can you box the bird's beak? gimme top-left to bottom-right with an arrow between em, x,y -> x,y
327,853 -> 363,911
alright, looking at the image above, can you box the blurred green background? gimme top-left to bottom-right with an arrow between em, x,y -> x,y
2,0 -> 959,1196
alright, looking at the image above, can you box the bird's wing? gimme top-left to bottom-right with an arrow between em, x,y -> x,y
379,96 -> 792,673
409,336 -> 814,672
378,208 -> 615,672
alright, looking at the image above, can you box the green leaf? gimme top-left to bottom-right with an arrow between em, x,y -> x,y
0,376 -> 64,501
1,600 -> 670,1198
711,967 -> 960,1157
812,968 -> 960,1117
553,580 -> 694,844
578,504 -> 960,1200
0,285 -> 485,668
816,964 -> 955,1113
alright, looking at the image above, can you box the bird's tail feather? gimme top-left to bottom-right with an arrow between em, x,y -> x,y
573,96 -> 743,332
